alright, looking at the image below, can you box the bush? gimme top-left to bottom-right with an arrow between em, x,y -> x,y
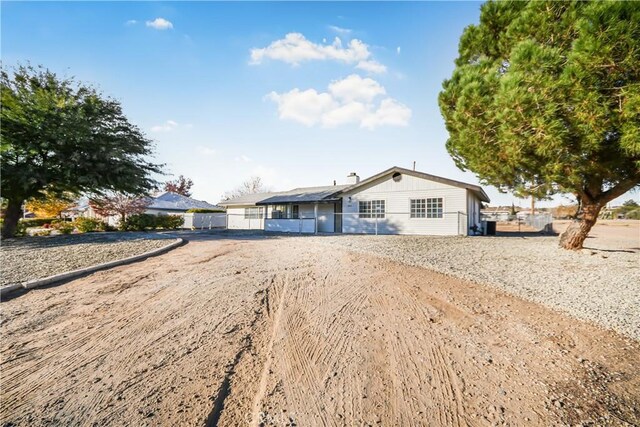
33,229 -> 52,236
155,215 -> 184,229
74,217 -> 106,233
121,214 -> 184,231
625,209 -> 640,220
19,217 -> 57,228
120,214 -> 157,231
186,208 -> 225,213
51,219 -> 74,234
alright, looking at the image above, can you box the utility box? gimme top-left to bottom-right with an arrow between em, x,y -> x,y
486,221 -> 497,235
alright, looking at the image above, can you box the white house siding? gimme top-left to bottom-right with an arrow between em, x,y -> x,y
341,174 -> 468,235
265,218 -> 315,233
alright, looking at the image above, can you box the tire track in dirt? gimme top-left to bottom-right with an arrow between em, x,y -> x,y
249,273 -> 288,427
2,236 -> 639,426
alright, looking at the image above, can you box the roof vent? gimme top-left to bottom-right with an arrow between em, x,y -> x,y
346,172 -> 360,185
392,172 -> 402,182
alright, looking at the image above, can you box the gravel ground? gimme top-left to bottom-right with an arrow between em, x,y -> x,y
0,233 -> 176,286
322,233 -> 640,340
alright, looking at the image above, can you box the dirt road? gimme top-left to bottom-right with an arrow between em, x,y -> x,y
1,234 -> 638,426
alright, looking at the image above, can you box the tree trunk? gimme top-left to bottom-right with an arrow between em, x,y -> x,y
558,201 -> 602,250
1,199 -> 23,239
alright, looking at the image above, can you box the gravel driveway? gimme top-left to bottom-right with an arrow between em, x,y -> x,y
1,232 -> 176,286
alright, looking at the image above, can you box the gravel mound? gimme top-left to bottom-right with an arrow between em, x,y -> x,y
321,235 -> 640,340
1,233 -> 176,286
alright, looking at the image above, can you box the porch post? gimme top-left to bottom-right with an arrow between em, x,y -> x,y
314,203 -> 318,234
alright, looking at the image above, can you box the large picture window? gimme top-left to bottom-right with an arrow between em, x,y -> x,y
244,207 -> 263,219
359,200 -> 385,218
411,198 -> 443,218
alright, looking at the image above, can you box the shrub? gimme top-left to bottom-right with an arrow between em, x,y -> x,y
120,214 -> 157,231
155,215 -> 184,229
51,219 -> 74,234
74,217 -> 105,233
33,229 -> 52,236
19,217 -> 57,228
625,209 -> 640,220
186,208 -> 225,213
120,214 -> 184,231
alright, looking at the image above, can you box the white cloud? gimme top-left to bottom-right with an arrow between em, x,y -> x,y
146,18 -> 173,30
356,60 -> 387,74
397,46 -> 401,55
197,146 -> 216,156
151,120 -> 178,132
361,98 -> 412,130
321,101 -> 367,128
125,20 -> 137,26
328,25 -> 352,35
267,74 -> 411,129
250,33 -> 386,74
328,74 -> 385,103
235,155 -> 252,163
266,89 -> 336,127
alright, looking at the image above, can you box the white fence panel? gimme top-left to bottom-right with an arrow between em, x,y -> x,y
182,213 -> 227,229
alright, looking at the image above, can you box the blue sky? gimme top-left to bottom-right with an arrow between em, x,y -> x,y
2,1 -> 637,207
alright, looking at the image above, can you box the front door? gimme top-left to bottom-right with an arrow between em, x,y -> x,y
334,201 -> 342,233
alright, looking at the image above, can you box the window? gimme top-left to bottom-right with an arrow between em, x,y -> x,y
271,205 -> 299,219
359,200 -> 385,218
410,199 -> 426,218
244,207 -> 263,219
411,198 -> 443,218
271,205 -> 286,219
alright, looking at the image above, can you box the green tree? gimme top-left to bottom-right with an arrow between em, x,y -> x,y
1,65 -> 162,237
439,1 -> 640,249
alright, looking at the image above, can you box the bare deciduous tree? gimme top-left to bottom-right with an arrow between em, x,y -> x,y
222,177 -> 269,201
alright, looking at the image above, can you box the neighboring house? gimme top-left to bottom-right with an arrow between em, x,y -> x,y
146,192 -> 225,215
219,166 -> 490,236
76,192 -> 224,226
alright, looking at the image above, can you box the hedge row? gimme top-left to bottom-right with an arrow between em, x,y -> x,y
185,208 -> 225,213
120,214 -> 184,231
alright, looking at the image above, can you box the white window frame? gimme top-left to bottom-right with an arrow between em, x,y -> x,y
358,199 -> 386,219
409,197 -> 443,219
244,207 -> 264,219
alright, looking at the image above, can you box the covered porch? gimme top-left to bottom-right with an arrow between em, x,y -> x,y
256,201 -> 342,234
